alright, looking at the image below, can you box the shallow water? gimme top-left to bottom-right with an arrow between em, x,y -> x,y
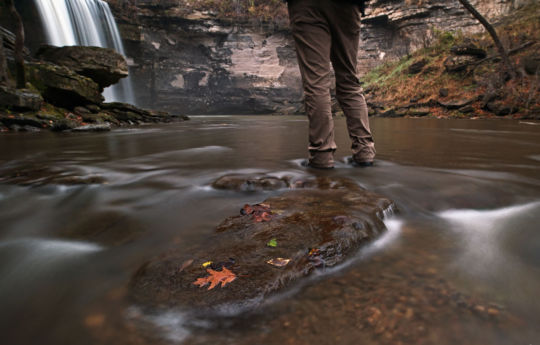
0,116 -> 539,345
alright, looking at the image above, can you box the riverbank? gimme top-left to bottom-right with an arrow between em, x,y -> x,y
362,2 -> 539,120
0,101 -> 189,133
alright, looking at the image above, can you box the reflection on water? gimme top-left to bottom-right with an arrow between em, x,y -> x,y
0,117 -> 539,345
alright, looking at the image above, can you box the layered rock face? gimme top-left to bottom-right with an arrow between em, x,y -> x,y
108,0 -> 531,115
118,12 -> 302,115
357,0 -> 528,75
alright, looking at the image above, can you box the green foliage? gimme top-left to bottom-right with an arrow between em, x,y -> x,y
363,55 -> 414,87
433,28 -> 456,46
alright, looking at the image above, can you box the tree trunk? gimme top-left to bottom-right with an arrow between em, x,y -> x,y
456,0 -> 515,79
5,0 -> 25,88
0,35 -> 8,86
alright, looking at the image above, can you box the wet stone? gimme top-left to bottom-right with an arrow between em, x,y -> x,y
130,176 -> 395,311
212,173 -> 291,191
72,123 -> 111,132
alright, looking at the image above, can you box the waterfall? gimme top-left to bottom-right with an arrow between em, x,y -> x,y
34,0 -> 135,104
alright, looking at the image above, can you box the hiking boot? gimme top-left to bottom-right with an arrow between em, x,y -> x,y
348,157 -> 374,168
301,160 -> 335,170
305,150 -> 335,169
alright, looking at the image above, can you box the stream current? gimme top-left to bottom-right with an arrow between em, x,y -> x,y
0,116 -> 539,345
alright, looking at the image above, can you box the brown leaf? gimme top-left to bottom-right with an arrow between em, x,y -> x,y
178,259 -> 194,273
267,258 -> 291,268
193,267 -> 237,290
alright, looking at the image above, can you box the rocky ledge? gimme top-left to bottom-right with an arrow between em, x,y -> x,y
130,176 -> 395,311
1,28 -> 187,132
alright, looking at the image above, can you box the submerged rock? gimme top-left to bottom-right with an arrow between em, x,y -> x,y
212,173 -> 291,191
35,45 -> 129,90
0,163 -> 107,186
130,176 -> 395,311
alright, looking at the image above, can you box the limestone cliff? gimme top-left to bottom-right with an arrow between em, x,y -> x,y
106,0 -> 533,114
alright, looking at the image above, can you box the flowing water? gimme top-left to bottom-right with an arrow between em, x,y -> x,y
0,117 -> 539,345
33,0 -> 135,104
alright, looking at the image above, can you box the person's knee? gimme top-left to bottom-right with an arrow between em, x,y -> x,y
335,75 -> 362,97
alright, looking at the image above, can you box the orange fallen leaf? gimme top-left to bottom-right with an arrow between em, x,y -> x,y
261,212 -> 272,221
193,267 -> 237,290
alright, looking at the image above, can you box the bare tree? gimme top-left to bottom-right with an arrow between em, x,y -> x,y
457,0 -> 515,79
4,0 -> 25,88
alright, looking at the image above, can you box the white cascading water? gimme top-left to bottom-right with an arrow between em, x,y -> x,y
33,0 -> 135,104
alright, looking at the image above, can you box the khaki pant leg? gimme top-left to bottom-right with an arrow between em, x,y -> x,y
288,0 -> 336,166
328,2 -> 376,162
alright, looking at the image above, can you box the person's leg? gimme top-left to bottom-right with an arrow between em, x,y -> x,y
328,2 -> 376,164
288,0 -> 335,168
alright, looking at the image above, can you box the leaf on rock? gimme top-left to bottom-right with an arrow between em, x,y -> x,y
241,204 -> 254,215
202,261 -> 213,268
308,248 -> 320,257
267,258 -> 291,268
179,259 -> 194,272
267,238 -> 278,247
193,267 -> 237,290
241,203 -> 274,222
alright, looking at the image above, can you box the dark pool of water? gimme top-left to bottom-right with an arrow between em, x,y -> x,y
0,116 -> 539,345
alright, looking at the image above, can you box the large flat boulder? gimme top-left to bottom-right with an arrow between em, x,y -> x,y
35,45 -> 128,90
26,62 -> 103,107
130,176 -> 395,311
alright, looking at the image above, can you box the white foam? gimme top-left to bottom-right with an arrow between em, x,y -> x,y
362,218 -> 403,255
438,201 -> 540,232
177,146 -> 232,154
0,238 -> 103,295
0,237 -> 102,254
438,201 -> 540,275
146,311 -> 191,343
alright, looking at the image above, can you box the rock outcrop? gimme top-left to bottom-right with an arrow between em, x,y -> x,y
0,25 -> 187,132
103,0 -> 533,115
130,176 -> 395,310
26,61 -> 104,107
35,45 -> 129,90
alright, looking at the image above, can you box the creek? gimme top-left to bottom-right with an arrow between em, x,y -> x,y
0,116 -> 539,345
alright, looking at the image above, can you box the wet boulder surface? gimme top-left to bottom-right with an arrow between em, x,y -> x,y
211,173 -> 291,191
130,176 -> 395,311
